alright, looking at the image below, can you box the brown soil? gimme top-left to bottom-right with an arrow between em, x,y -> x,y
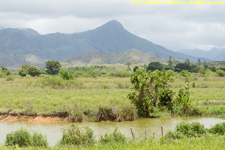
0,115 -> 68,124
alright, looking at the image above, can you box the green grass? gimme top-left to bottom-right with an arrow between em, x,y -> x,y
1,75 -> 225,119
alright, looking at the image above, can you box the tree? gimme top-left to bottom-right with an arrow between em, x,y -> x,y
125,62 -> 132,70
174,63 -> 191,72
1,66 -> 8,71
1,66 -> 10,76
204,61 -> 208,70
168,56 -> 173,68
19,69 -> 27,77
21,64 -> 30,71
28,66 -> 41,77
147,62 -> 163,71
45,60 -> 62,75
128,70 -> 173,117
133,66 -> 139,72
198,59 -> 201,66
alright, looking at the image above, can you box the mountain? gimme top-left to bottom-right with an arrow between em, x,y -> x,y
61,49 -> 167,66
179,48 -> 225,61
0,20 -> 201,67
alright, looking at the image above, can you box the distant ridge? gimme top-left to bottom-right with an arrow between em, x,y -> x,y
0,20 -> 202,67
61,49 -> 166,66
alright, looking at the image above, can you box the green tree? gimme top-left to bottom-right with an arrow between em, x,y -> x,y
168,56 -> 173,68
198,59 -> 201,66
45,60 -> 62,75
21,64 -> 30,71
174,63 -> 191,72
125,62 -> 132,70
19,69 -> 27,77
133,66 -> 139,72
147,62 -> 164,71
1,65 -> 10,76
28,66 -> 41,77
128,70 -> 173,117
204,61 -> 208,70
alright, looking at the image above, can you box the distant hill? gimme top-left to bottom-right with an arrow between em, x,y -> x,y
0,20 -> 202,67
61,49 -> 167,66
179,48 -> 225,61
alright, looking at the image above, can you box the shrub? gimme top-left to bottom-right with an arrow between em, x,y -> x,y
209,122 -> 225,135
110,70 -> 131,78
128,70 -> 173,117
28,66 -> 41,77
59,70 -> 74,80
60,125 -> 94,146
216,69 -> 225,77
5,128 -> 32,147
32,132 -> 48,147
19,69 -> 27,77
159,89 -> 174,110
45,60 -> 62,75
165,122 -> 206,140
6,76 -> 14,81
100,128 -> 127,144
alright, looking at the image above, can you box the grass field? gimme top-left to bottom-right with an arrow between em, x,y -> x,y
1,74 -> 225,120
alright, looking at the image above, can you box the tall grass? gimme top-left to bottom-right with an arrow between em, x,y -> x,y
5,128 -> 48,147
60,125 -> 94,146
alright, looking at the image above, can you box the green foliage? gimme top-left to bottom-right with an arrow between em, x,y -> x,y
60,125 -> 94,146
5,129 -> 48,147
45,60 -> 62,75
100,128 -> 127,144
32,132 -> 48,147
5,128 -> 32,147
216,69 -> 225,77
165,122 -> 207,140
133,66 -> 139,72
175,63 -> 191,72
21,64 -> 30,71
28,66 -> 41,77
209,122 -> 225,135
59,70 -> 74,80
19,69 -> 27,77
110,70 -> 131,78
128,69 -> 173,117
1,65 -> 8,71
6,76 -> 14,81
159,89 -> 174,110
147,62 -> 164,71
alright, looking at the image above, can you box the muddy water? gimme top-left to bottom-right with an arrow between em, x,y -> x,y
0,117 -> 224,147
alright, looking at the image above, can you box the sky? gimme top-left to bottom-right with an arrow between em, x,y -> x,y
0,0 -> 225,51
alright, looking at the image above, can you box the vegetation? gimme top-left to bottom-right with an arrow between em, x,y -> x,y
28,66 -> 41,77
100,128 -> 127,144
60,125 -> 94,146
46,60 -> 62,75
5,128 -> 48,147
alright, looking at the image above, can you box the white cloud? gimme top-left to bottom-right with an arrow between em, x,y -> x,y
0,0 -> 225,51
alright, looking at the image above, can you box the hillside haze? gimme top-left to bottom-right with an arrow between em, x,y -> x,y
61,49 -> 166,66
0,20 -> 201,67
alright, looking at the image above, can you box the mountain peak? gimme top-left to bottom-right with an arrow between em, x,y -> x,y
97,20 -> 124,31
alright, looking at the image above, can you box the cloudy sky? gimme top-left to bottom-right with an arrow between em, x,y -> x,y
0,0 -> 225,51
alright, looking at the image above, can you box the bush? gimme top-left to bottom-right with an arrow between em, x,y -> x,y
60,125 -> 94,146
164,122 -> 206,140
59,70 -> 74,80
6,76 -> 14,81
110,70 -> 131,78
32,132 -> 48,147
5,128 -> 32,147
100,128 -> 127,144
209,122 -> 225,135
28,66 -> 41,77
45,60 -> 62,75
19,69 -> 27,77
216,69 -> 225,77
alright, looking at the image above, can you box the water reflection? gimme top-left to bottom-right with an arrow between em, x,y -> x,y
0,117 -> 224,147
